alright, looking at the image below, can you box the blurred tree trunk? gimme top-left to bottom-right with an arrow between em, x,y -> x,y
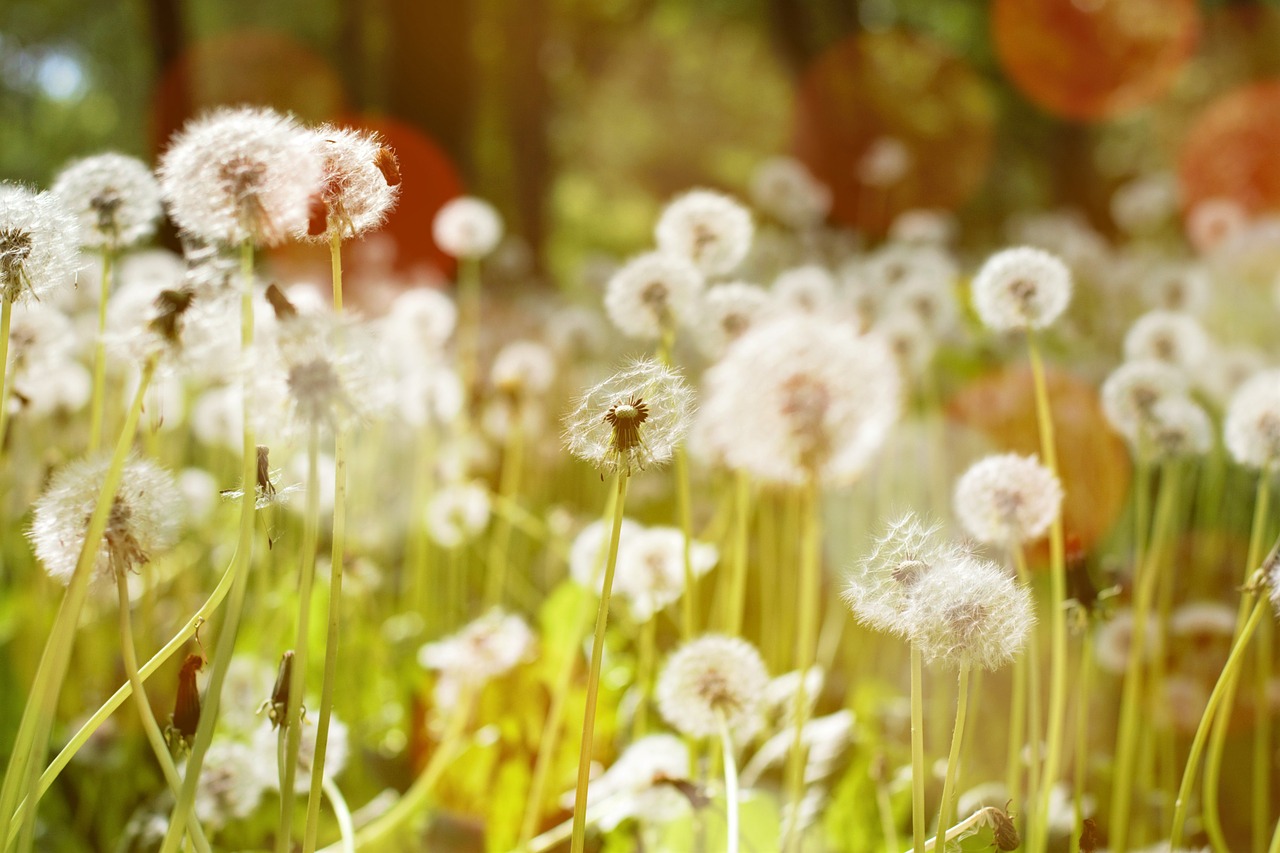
501,0 -> 551,274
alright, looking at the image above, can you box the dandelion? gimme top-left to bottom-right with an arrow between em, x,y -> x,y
1111,172 -> 1179,236
875,311 -> 937,378
490,340 -> 557,397
1094,609 -> 1161,675
1101,359 -> 1190,446
970,246 -> 1072,332
750,156 -> 831,229
857,136 -> 912,186
603,251 -> 704,341
418,609 -> 534,706
696,281 -> 770,357
1142,396 -> 1213,459
0,184 -> 79,304
843,512 -> 954,636
28,454 -> 181,585
51,153 -> 162,250
1141,263 -> 1209,314
1186,196 -> 1247,254
1224,369 -> 1280,468
157,106 -> 322,247
189,741 -> 272,830
890,209 -> 957,245
565,734 -> 692,832
654,189 -> 754,276
1170,601 -> 1237,641
614,526 -> 719,622
1196,345 -> 1264,407
953,453 -> 1063,547
884,277 -> 960,339
1123,310 -> 1210,371
306,125 -> 399,240
772,264 -> 837,315
563,358 -> 693,476
569,517 -> 641,592
424,481 -> 492,548
657,634 -> 770,741
253,713 -> 350,792
432,196 -> 503,259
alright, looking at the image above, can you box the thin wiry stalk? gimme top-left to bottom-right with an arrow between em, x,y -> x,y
0,298 -> 12,457
910,645 -> 926,853
782,476 -> 822,852
933,664 -> 972,850
88,248 -> 113,453
717,707 -> 741,853
1069,626 -> 1095,853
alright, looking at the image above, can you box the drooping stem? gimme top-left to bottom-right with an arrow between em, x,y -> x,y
782,476 -> 822,852
910,645 -> 926,853
717,708 -> 741,853
1026,334 -> 1068,853
2,354 -> 157,852
279,425 -> 322,853
88,248 -> 114,453
158,239 -> 258,853
934,664 -> 972,850
303,228 -> 351,853
1069,624 -> 1096,853
115,572 -> 212,853
569,471 -> 631,853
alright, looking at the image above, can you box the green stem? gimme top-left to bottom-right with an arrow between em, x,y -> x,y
457,256 -> 481,412
485,410 -> 524,607
159,239 -> 258,853
1027,334 -> 1068,853
1171,595 -> 1271,847
934,664 -> 972,849
1069,625 -> 1095,853
321,776 -> 354,853
2,354 -> 156,851
675,446 -> 697,639
1012,548 -> 1042,815
1253,615 -> 1273,853
88,249 -> 113,453
406,428 -> 437,617
115,572 -> 211,853
280,426 -> 321,852
569,472 -> 630,853
726,471 -> 751,636
911,646 -> 926,853
717,709 -> 741,853
633,617 -> 656,738
782,477 -> 821,852
0,297 -> 11,455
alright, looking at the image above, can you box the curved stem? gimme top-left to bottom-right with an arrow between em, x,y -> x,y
717,709 -> 740,853
321,776 -> 354,853
782,477 -> 822,852
569,472 -> 630,853
934,664 -> 972,849
115,572 -> 211,853
88,249 -> 113,453
911,645 -> 926,853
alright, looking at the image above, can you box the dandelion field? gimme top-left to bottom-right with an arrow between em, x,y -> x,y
4,4 -> 1280,853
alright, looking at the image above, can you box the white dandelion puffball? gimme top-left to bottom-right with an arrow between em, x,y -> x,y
28,454 -> 182,585
700,316 -> 900,485
697,281 -> 771,357
603,251 -> 704,340
750,156 -> 831,230
52,153 -> 162,249
418,609 -> 534,703
1094,609 -> 1160,675
1101,359 -> 1190,445
657,634 -> 770,740
954,453 -> 1063,547
614,525 -> 719,622
875,311 -> 937,378
1224,369 -> 1280,468
772,264 -> 837,315
843,512 -> 956,636
563,358 -> 694,476
1123,310 -> 1210,371
252,713 -> 350,792
569,517 -> 641,593
970,246 -> 1072,332
158,106 -> 322,247
571,734 -> 691,831
433,196 -> 503,259
1143,396 -> 1213,459
857,136 -> 912,186
655,189 -> 754,276
903,555 -> 1035,671
424,481 -> 492,548
890,209 -> 957,245
490,340 -> 556,397
190,741 -> 271,829
309,125 -> 400,240
1141,263 -> 1209,314
0,184 -> 80,304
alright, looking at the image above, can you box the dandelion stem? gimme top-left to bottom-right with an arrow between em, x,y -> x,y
486,405 -> 525,607
569,471 -> 630,853
115,571 -> 212,853
782,476 -> 822,852
1011,547 -> 1042,818
1202,458 -> 1271,853
634,616 -> 656,737
934,664 -> 972,850
88,248 -> 113,453
716,707 -> 741,853
458,256 -> 481,411
279,424 -> 322,853
1171,592 -> 1272,847
1069,622 -> 1095,853
303,227 -> 351,853
675,445 -> 697,639
0,353 -> 156,853
158,239 -> 258,853
321,776 -> 354,853
911,645 -> 926,853
1026,333 -> 1068,853
726,471 -> 751,637
0,298 -> 13,456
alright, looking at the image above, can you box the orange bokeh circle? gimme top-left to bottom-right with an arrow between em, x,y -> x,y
1179,80 -> 1280,226
792,29 -> 996,236
992,0 -> 1199,122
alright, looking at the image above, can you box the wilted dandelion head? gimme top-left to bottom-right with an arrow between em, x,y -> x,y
52,153 -> 162,250
564,358 -> 693,476
953,453 -> 1062,547
158,106 -> 322,247
842,512 -> 955,636
28,454 -> 181,585
700,316 -> 900,485
432,196 -> 502,259
1101,359 -> 1190,446
971,246 -> 1072,332
615,526 -> 719,622
903,555 -> 1034,671
1123,310 -> 1210,371
772,264 -> 837,315
1224,369 -> 1280,469
1142,396 -> 1213,459
307,125 -> 399,241
697,281 -> 770,358
0,184 -> 79,304
418,608 -> 534,704
424,481 -> 491,549
750,156 -> 831,230
656,634 -> 770,740
655,189 -> 753,276
603,251 -> 704,340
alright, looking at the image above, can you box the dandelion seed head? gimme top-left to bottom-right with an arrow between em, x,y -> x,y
903,556 -> 1034,671
1141,263 -> 1209,314
772,264 -> 837,315
657,634 -> 770,740
1224,369 -> 1280,468
1196,346 -> 1265,407
569,517 -> 641,593
874,311 -> 937,378
1187,196 -> 1247,254
655,189 -> 753,276
1170,601 -> 1236,640
971,246 -> 1072,332
1101,359 -> 1190,445
567,734 -> 691,831
953,453 -> 1063,547
615,526 -> 719,622
1111,172 -> 1178,236
843,512 -> 955,636
490,340 -> 556,397
52,153 -> 162,250
750,156 -> 831,230
424,481 -> 491,548
251,712 -> 349,792
884,276 -> 959,338
857,136 -> 912,186
306,125 -> 399,241
1142,396 -> 1213,459
889,209 -> 957,246
190,741 -> 270,829
1094,608 -> 1161,675
697,281 -> 770,358
418,609 -> 534,706
603,251 -> 704,340
158,106 -> 322,247
1123,310 -> 1210,371
28,454 -> 181,585
564,358 -> 693,475
0,183 -> 79,304
432,196 -> 503,259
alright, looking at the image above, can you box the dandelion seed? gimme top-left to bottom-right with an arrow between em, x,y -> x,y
656,634 -> 770,740
971,246 -> 1072,332
433,196 -> 503,259
0,183 -> 79,304
52,153 -> 162,250
953,453 -> 1063,547
655,189 -> 753,276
